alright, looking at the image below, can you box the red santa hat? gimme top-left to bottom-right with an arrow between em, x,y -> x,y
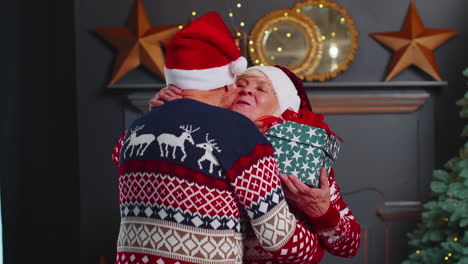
274,65 -> 313,112
274,65 -> 339,140
164,11 -> 247,90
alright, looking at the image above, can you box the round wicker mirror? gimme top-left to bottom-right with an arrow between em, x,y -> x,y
292,0 -> 359,81
248,9 -> 323,79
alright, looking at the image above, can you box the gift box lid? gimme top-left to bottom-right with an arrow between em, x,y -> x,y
265,120 -> 341,161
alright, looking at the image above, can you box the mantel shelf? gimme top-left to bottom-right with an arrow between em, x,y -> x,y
108,83 -> 166,90
303,81 -> 447,88
107,81 -> 447,91
119,81 -> 442,114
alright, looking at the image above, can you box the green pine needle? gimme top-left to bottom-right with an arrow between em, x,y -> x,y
402,67 -> 468,264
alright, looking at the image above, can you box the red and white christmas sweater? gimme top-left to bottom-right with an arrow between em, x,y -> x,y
243,169 -> 361,263
112,99 -> 329,264
243,110 -> 361,263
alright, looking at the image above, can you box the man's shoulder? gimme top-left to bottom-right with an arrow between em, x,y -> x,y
157,98 -> 258,130
166,98 -> 243,116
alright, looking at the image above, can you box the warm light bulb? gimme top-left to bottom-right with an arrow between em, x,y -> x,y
283,12 -> 289,16
229,12 -> 234,17
255,59 -> 259,64
296,8 -> 301,13
236,32 -> 241,37
448,253 -> 452,257
260,63 -> 264,66
321,36 -> 327,40
277,47 -> 282,52
329,44 -> 338,59
270,56 -> 275,60
192,11 -> 197,16
286,33 -> 292,38
250,48 -> 255,52
240,22 -> 245,27
319,4 -> 324,8
273,27 -> 278,31
264,30 -> 269,35
454,237 -> 459,242
237,3 -> 241,8
416,250 -> 421,254
178,25 -> 184,30
249,40 -> 254,45
331,32 -> 336,37
445,257 -> 449,260
340,17 -> 346,23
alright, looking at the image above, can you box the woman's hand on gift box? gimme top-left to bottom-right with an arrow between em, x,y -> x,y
279,168 -> 331,218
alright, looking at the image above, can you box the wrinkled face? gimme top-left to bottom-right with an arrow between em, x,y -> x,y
227,73 -> 279,122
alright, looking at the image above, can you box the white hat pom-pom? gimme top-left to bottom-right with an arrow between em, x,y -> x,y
230,56 -> 247,76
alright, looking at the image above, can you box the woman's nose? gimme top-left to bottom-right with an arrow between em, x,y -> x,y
241,85 -> 254,95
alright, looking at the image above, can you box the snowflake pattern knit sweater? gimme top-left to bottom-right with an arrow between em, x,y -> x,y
112,99 -> 330,264
243,169 -> 361,263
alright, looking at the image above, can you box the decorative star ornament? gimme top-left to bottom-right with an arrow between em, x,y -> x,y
94,0 -> 182,84
369,0 -> 458,81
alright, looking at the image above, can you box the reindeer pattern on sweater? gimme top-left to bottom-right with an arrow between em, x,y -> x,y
112,99 -> 335,264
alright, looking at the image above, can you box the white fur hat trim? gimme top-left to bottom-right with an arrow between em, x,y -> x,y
246,66 -> 300,113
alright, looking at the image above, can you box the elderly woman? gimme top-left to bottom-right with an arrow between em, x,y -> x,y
149,65 -> 361,263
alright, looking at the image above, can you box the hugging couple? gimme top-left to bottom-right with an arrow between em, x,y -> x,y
112,11 -> 360,264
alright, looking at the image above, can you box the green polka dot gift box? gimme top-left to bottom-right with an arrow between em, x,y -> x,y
265,120 -> 342,187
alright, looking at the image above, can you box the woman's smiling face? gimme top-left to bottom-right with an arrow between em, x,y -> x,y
228,71 -> 280,122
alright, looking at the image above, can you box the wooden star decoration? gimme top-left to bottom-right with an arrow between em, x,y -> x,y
369,0 -> 458,81
94,0 -> 182,84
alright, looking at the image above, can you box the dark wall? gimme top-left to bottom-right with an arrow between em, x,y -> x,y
2,0 -> 19,263
331,0 -> 468,170
73,0 -> 468,263
2,0 -> 79,263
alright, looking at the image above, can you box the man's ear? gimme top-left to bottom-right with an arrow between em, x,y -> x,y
219,84 -> 238,108
224,83 -> 237,93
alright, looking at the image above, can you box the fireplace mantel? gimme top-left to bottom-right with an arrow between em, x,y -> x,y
118,81 -> 445,115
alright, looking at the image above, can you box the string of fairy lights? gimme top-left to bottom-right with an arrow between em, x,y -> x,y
414,236 -> 460,262
413,161 -> 463,264
182,1 -> 249,57
182,2 -> 349,67
226,0 -> 246,33
412,160 -> 464,263
227,0 -> 248,57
